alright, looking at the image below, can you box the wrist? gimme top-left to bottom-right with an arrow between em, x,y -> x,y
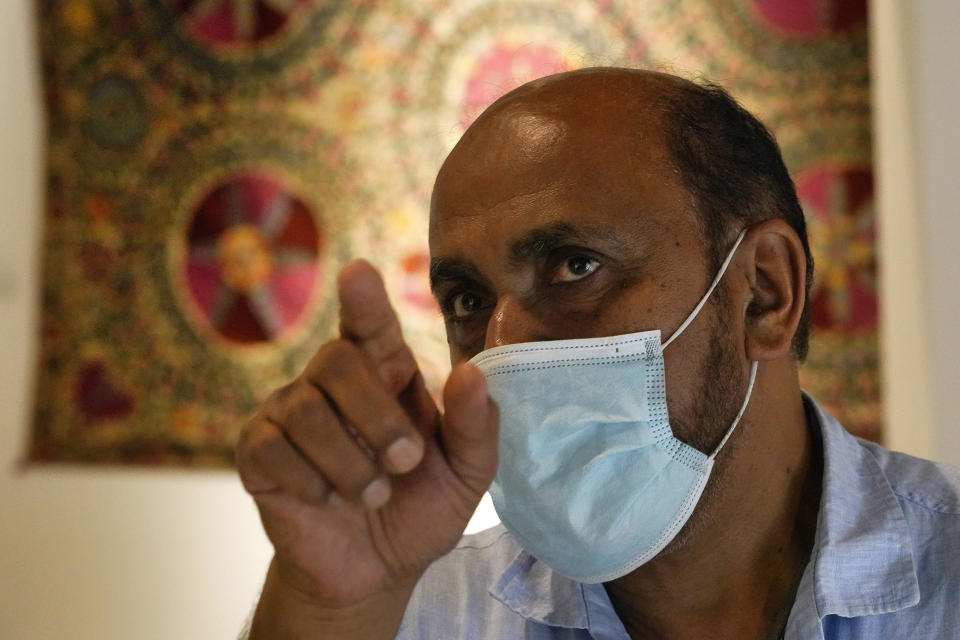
249,558 -> 416,640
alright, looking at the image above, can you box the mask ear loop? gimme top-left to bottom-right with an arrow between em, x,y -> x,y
657,228 -> 755,459
661,229 -> 748,350
708,360 -> 758,460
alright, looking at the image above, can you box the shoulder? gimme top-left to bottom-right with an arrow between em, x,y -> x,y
397,525 -> 523,638
434,523 -> 521,580
856,440 -> 960,630
857,439 -> 960,515
452,522 -> 518,553
805,411 -> 960,638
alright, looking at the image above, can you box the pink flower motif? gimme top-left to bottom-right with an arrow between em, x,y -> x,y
459,42 -> 569,130
400,251 -> 438,313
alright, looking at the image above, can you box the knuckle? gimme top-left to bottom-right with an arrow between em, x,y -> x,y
245,426 -> 283,470
370,414 -> 410,448
308,338 -> 367,386
286,395 -> 330,434
338,460 -> 379,496
265,381 -> 296,410
264,381 -> 331,434
359,317 -> 401,356
376,359 -> 414,393
319,338 -> 360,370
235,422 -> 279,490
235,419 -> 264,468
378,401 -> 416,436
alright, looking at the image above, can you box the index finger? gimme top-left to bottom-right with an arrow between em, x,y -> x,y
337,259 -> 420,394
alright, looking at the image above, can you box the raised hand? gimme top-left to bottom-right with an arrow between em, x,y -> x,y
237,259 -> 499,639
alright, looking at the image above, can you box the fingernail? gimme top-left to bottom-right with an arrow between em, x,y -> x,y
385,436 -> 423,473
361,477 -> 391,510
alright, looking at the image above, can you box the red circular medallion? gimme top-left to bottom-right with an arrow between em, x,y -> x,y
750,0 -> 867,38
175,0 -> 312,49
183,172 -> 321,343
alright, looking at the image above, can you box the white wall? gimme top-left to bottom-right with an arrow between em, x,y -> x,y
0,2 -> 957,638
908,2 -> 960,463
872,0 -> 960,464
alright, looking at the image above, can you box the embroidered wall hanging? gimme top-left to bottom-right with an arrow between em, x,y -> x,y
32,0 -> 875,465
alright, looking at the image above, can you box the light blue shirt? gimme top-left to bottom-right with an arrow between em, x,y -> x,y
397,397 -> 960,639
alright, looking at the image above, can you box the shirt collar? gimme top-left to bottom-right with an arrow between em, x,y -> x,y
800,395 -> 920,618
488,548 -> 626,636
487,395 -> 921,633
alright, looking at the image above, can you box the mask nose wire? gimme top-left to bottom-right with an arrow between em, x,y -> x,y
661,228 -> 748,350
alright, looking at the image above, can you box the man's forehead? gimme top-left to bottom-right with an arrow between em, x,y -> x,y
428,69 -> 698,266
432,74 -> 681,205
431,118 -> 672,234
493,110 -> 568,158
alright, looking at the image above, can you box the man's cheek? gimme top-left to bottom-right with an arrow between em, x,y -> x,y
446,326 -> 486,364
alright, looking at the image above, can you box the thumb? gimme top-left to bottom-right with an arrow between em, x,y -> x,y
440,363 -> 499,496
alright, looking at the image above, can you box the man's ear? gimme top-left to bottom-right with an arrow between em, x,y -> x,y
740,219 -> 807,362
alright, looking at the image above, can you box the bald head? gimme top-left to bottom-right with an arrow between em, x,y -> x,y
463,66 -> 690,135
433,68 -> 687,220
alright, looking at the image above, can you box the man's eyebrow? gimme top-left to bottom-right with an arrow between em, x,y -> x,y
429,257 -> 486,293
429,223 -> 630,293
507,222 -> 626,266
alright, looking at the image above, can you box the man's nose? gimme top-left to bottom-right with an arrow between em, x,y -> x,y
484,297 -> 547,350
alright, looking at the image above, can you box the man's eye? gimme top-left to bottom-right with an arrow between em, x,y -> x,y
451,292 -> 484,319
551,256 -> 599,283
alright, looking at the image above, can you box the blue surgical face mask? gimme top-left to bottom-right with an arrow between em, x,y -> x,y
469,230 -> 757,583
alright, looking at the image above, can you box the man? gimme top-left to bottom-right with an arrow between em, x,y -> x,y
236,68 -> 960,639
